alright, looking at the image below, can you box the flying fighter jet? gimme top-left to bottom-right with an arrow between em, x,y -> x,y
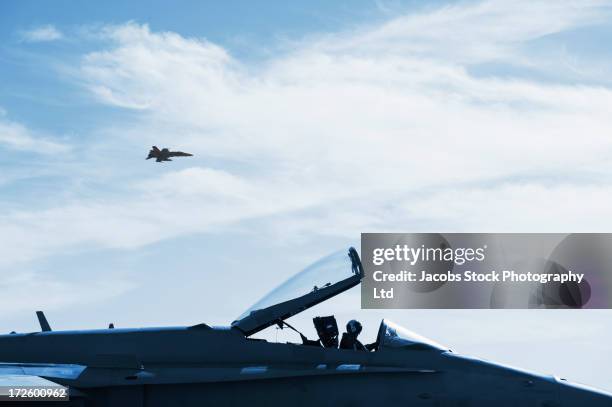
146,146 -> 193,162
0,248 -> 610,406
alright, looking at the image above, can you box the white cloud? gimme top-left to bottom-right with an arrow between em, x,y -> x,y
0,272 -> 133,317
138,167 -> 252,198
20,25 -> 63,42
320,0 -> 612,64
5,0 -> 612,267
0,115 -> 69,154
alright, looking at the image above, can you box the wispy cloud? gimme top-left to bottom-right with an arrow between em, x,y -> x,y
0,272 -> 133,317
0,113 -> 69,154
323,0 -> 612,65
20,25 -> 64,43
0,105 -> 65,185
5,0 -> 612,269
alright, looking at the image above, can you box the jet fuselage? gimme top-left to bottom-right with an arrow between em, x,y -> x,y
0,326 -> 609,407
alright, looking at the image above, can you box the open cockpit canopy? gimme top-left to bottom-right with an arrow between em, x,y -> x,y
232,247 -> 363,336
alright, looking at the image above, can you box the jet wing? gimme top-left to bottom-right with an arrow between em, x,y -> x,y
0,360 -> 435,389
146,146 -> 161,159
0,362 -> 86,382
0,374 -> 65,387
68,364 -> 438,387
0,362 -> 85,400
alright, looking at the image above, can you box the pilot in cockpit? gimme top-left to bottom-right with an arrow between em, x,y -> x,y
339,320 -> 377,351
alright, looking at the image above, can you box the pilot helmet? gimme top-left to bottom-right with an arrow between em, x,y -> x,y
346,320 -> 362,336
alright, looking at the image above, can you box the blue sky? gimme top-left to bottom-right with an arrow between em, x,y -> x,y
1,0 -> 612,392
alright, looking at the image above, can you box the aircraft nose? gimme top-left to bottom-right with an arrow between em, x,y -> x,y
558,379 -> 612,407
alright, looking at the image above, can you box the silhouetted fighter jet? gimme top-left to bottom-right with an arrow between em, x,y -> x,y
147,146 -> 193,162
1,247 -> 611,406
